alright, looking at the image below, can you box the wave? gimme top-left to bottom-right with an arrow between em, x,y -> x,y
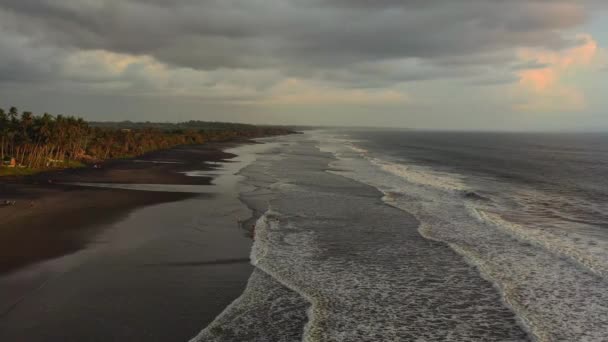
190,267 -> 309,342
471,207 -> 608,279
314,130 -> 608,342
318,134 -> 466,192
334,131 -> 608,279
192,139 -> 311,342
202,134 -> 534,341
370,157 -> 466,192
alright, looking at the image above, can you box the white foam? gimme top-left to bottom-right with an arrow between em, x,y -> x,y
313,130 -> 608,342
231,135 -> 532,341
472,207 -> 608,278
369,157 -> 466,192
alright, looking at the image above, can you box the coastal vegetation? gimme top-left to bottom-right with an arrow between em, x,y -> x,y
0,106 -> 293,173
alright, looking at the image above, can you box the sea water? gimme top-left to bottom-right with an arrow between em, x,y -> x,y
193,130 -> 608,341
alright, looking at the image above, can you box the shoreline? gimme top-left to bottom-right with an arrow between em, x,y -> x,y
0,139 -> 255,275
0,138 -> 275,341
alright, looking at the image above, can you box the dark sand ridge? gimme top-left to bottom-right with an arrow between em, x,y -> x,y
0,139 -> 264,341
0,141 -> 243,275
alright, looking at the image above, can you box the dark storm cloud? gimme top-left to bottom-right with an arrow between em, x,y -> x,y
0,34 -> 66,82
0,0 -> 603,87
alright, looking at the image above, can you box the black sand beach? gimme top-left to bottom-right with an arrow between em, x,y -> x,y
0,141 -> 261,341
0,142 -> 243,274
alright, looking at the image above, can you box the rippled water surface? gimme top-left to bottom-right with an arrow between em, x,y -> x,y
194,133 -> 548,342
313,130 -> 608,341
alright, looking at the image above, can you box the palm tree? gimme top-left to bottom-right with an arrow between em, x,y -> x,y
0,108 -> 293,171
0,108 -> 8,161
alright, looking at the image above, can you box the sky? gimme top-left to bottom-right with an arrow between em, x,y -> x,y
0,1 -> 607,130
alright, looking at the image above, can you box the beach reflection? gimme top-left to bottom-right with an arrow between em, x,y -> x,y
63,141 -> 281,194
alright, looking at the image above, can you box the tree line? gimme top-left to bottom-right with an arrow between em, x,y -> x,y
0,107 -> 293,170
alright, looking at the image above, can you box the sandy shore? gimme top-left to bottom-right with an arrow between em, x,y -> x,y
0,141 -> 245,275
0,139 -> 268,341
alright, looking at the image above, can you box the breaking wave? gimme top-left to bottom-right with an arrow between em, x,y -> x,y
314,130 -> 608,341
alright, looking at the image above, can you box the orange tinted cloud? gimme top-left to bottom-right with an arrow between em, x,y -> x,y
516,34 -> 601,111
519,68 -> 558,91
514,86 -> 585,113
519,34 -> 598,90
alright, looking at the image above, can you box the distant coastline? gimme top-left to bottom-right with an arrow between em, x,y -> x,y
0,118 -> 294,275
0,139 -> 271,341
0,107 -> 294,176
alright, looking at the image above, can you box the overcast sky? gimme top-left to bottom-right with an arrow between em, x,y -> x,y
0,1 -> 607,130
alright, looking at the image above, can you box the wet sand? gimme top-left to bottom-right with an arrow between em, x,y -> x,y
0,142 -> 240,274
0,141 -> 266,341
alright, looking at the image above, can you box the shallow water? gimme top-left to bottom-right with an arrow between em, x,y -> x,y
64,142 -> 282,194
314,129 -> 608,341
194,133 -> 530,341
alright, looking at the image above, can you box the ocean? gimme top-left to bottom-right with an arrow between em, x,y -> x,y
192,129 -> 608,341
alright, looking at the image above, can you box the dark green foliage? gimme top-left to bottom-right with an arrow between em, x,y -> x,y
0,107 -> 293,170
89,120 -> 263,132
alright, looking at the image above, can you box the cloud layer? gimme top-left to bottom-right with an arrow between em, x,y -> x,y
0,0 -> 606,126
